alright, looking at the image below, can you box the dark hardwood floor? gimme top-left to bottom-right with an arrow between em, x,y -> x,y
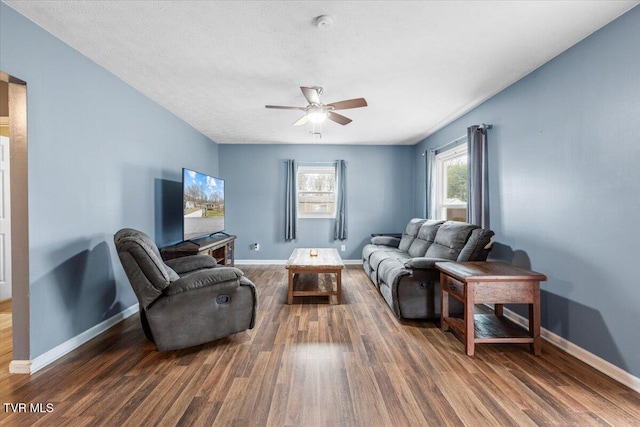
0,299 -> 11,383
1,265 -> 639,426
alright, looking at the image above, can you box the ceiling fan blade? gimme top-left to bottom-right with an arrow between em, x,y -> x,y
327,112 -> 352,126
300,87 -> 320,104
327,98 -> 368,110
293,115 -> 309,126
265,105 -> 305,110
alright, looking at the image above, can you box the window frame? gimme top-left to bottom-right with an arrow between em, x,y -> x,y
435,143 -> 468,221
297,163 -> 337,219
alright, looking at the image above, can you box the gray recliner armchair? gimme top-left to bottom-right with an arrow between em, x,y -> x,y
114,228 -> 257,351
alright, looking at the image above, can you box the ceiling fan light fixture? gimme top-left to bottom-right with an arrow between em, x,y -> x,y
307,107 -> 328,123
266,86 -> 366,127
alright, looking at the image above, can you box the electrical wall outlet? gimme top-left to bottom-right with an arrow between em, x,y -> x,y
254,243 -> 260,251
340,244 -> 346,252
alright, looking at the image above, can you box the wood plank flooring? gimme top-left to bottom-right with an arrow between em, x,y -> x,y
1,265 -> 639,426
0,299 -> 11,383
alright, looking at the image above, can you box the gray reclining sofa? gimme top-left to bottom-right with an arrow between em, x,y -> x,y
362,218 -> 494,320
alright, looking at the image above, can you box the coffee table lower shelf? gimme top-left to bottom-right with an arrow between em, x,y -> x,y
290,273 -> 340,304
443,314 -> 534,344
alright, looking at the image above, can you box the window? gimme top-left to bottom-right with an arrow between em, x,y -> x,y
297,164 -> 336,218
435,144 -> 468,221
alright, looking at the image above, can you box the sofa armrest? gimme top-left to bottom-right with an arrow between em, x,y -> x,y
162,267 -> 244,296
371,236 -> 401,247
165,255 -> 218,275
404,257 -> 452,270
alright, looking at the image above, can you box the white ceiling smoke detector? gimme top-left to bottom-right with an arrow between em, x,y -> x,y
314,15 -> 333,30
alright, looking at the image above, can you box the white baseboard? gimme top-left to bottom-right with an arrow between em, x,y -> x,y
11,304 -> 139,375
235,259 -> 363,265
501,307 -> 640,394
8,360 -> 31,374
235,259 -> 286,265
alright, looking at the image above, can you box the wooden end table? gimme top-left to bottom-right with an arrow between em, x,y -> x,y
285,248 -> 345,304
436,261 -> 547,356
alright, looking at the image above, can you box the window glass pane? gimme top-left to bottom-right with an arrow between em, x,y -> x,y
435,144 -> 467,221
444,156 -> 467,204
297,165 -> 336,218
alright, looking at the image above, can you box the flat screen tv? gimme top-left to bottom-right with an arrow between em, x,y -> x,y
182,168 -> 225,241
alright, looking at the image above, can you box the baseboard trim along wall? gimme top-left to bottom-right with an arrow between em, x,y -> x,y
10,304 -> 139,375
501,307 -> 640,394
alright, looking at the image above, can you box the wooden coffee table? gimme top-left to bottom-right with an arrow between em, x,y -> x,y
436,261 -> 547,356
285,248 -> 345,304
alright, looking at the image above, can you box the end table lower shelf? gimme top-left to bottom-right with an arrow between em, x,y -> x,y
444,314 -> 535,344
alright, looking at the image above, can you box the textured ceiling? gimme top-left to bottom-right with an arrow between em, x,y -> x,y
4,1 -> 638,145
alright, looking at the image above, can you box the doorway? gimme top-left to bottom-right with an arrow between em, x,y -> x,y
0,82 -> 10,301
0,71 -> 29,377
0,80 -> 11,378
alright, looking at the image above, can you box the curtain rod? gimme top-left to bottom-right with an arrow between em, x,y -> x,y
422,123 -> 492,156
282,160 -> 344,164
423,134 -> 465,156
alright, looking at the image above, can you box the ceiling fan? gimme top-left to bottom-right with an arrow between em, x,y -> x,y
266,86 -> 367,126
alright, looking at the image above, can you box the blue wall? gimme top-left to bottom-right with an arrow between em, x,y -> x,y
415,6 -> 640,377
219,144 -> 415,260
0,3 -> 219,359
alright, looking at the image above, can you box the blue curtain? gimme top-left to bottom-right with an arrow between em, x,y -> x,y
334,160 -> 347,240
285,159 -> 297,240
467,125 -> 488,227
425,150 -> 437,219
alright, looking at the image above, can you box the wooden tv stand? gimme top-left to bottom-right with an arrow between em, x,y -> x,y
160,234 -> 236,266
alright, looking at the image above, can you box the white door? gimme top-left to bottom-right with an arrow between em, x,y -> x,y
0,135 -> 10,300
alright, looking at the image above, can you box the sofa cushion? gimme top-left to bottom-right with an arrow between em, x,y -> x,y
165,254 -> 218,275
115,228 -> 177,289
369,249 -> 408,271
370,236 -> 401,247
407,220 -> 445,257
165,266 -> 180,282
163,267 -> 243,296
457,228 -> 495,261
424,222 -> 478,260
377,258 -> 410,289
362,244 -> 382,262
398,218 -> 427,252
404,257 -> 452,269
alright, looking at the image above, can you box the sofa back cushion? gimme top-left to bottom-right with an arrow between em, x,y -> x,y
407,220 -> 445,257
115,228 -> 179,289
457,228 -> 495,261
424,222 -> 478,260
398,218 -> 427,252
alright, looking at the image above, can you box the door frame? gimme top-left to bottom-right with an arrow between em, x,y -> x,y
1,71 -> 30,371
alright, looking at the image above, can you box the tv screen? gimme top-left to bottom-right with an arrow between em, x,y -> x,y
182,168 -> 225,241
